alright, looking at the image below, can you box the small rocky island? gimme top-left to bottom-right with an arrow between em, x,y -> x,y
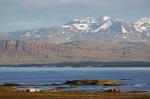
64,79 -> 124,86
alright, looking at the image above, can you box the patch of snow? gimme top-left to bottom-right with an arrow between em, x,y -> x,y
130,30 -> 133,33
73,23 -> 90,31
139,26 -> 146,31
135,17 -> 150,32
66,37 -> 70,40
100,20 -> 113,30
73,18 -> 80,22
23,32 -> 31,37
71,27 -> 74,30
135,21 -> 144,26
91,20 -> 112,32
121,25 -> 128,33
147,33 -> 150,36
32,29 -> 40,33
80,17 -> 96,24
62,25 -> 71,28
140,17 -> 150,24
134,25 -> 143,32
102,16 -> 111,21
85,17 -> 96,23
122,34 -> 129,39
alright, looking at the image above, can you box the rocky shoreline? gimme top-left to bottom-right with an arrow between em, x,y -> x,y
2,79 -> 148,93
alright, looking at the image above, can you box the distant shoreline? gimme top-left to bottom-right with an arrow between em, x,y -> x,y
0,61 -> 150,67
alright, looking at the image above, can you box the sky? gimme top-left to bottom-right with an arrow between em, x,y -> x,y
0,0 -> 150,32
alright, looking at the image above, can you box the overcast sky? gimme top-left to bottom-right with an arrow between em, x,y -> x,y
0,0 -> 150,32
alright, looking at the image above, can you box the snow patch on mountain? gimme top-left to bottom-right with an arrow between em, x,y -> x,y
100,20 -> 113,30
73,18 -> 80,22
101,16 -> 111,21
134,25 -> 143,32
73,23 -> 90,31
147,33 -> 150,36
135,17 -> 150,32
140,17 -> 150,24
121,25 -> 128,33
61,25 -> 71,28
23,32 -> 32,37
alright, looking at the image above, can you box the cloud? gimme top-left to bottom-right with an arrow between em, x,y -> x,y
22,0 -> 52,7
22,0 -> 114,7
0,0 -> 149,7
21,0 -> 149,8
129,0 -> 148,4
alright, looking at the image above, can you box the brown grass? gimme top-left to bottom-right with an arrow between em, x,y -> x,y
0,86 -> 150,99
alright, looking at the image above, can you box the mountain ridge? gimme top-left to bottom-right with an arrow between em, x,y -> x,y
1,16 -> 150,43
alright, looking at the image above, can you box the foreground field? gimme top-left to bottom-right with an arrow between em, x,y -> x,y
0,87 -> 150,99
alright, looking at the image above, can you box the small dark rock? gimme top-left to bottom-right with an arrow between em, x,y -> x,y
120,78 -> 132,80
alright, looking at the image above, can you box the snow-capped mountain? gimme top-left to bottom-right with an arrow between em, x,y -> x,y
135,17 -> 150,33
1,16 -> 150,43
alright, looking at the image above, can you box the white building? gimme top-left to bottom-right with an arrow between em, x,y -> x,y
26,88 -> 40,92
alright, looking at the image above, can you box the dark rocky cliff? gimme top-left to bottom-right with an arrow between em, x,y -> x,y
0,40 -> 149,64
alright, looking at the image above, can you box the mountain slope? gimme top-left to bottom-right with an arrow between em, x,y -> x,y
1,16 -> 150,43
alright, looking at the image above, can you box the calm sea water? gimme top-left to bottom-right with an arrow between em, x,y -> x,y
0,67 -> 150,92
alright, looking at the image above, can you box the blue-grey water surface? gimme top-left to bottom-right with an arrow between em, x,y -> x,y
0,67 -> 150,92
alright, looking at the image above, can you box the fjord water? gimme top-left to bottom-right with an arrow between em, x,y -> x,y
0,67 -> 150,92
